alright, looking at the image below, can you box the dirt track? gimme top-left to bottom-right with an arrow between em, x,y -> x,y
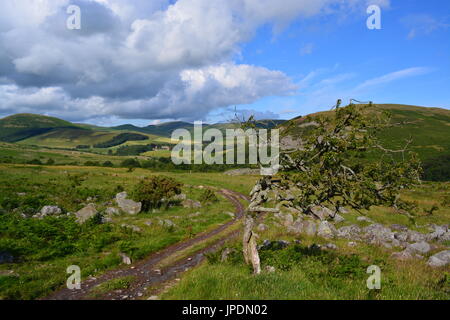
45,188 -> 248,300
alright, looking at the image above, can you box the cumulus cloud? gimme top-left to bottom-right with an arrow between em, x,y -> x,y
0,0 -> 386,122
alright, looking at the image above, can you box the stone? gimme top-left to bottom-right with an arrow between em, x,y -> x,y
324,243 -> 338,250
105,207 -> 120,216
338,207 -> 349,214
221,248 -> 237,262
40,206 -> 62,217
406,241 -> 431,254
115,192 -> 142,215
394,232 -> 409,242
75,204 -> 98,224
257,224 -> 268,232
347,241 -> 358,247
303,220 -> 317,236
173,193 -> 187,201
225,212 -> 235,218
428,225 -> 448,241
407,230 -> 427,243
391,224 -> 409,232
333,214 -> 345,223
283,213 -> 294,227
337,225 -> 362,240
310,206 -> 334,221
427,250 -> 450,268
265,266 -> 276,273
391,250 -> 414,261
159,219 -> 175,228
182,199 -> 202,209
287,218 -> 304,235
120,253 -> 132,265
144,220 -> 153,226
317,221 -> 337,239
357,216 -> 373,223
101,216 -> 113,224
363,224 -> 395,244
438,232 -> 450,243
121,224 -> 142,232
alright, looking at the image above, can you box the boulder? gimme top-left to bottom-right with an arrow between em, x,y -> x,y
406,241 -> 431,254
391,224 -> 409,232
337,225 -> 362,240
287,218 -> 304,235
105,207 -> 120,216
283,213 -> 294,227
121,224 -> 142,232
115,192 -> 142,215
257,224 -> 268,232
317,221 -> 337,239
40,206 -> 62,217
264,266 -> 276,273
333,214 -> 345,223
391,250 -> 415,261
182,199 -> 202,209
324,243 -> 338,250
303,220 -> 317,236
357,216 -> 373,223
119,253 -> 132,265
428,225 -> 448,241
427,250 -> 450,268
159,219 -> 175,228
310,206 -> 334,221
172,193 -> 187,201
407,230 -> 427,243
75,204 -> 98,224
394,232 -> 409,242
363,224 -> 395,244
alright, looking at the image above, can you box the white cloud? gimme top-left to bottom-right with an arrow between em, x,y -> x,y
0,0 -> 389,121
355,67 -> 432,90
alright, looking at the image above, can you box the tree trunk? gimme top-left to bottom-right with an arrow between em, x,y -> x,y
243,214 -> 261,274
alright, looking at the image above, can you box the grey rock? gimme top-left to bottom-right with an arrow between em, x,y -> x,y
391,224 -> 409,232
115,192 -> 142,215
101,216 -> 113,224
391,250 -> 414,261
347,241 -> 358,247
303,220 -> 317,236
105,207 -> 120,216
173,193 -> 187,201
428,225 -> 448,241
394,232 -> 409,242
407,230 -> 427,243
427,250 -> 450,268
121,224 -> 142,232
324,243 -> 338,250
406,241 -> 431,254
257,224 -> 268,232
75,204 -> 98,224
337,225 -> 362,240
363,224 -> 395,244
182,199 -> 202,209
283,213 -> 294,227
265,266 -> 276,273
40,206 -> 62,217
287,218 -> 304,235
159,219 -> 175,228
338,207 -> 349,214
333,214 -> 345,223
317,221 -> 337,239
144,220 -> 153,227
357,216 -> 373,223
438,232 -> 450,243
221,248 -> 237,262
310,206 -> 334,221
120,253 -> 132,265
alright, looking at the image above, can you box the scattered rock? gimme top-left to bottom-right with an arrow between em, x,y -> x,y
310,206 -> 334,221
172,193 -> 187,201
225,212 -> 235,218
394,232 -> 409,242
338,207 -> 349,214
347,241 -> 358,247
33,206 -> 62,218
121,224 -> 142,232
257,224 -> 268,232
391,250 -> 414,261
148,296 -> 159,300
159,219 -> 176,228
265,266 -> 276,273
105,207 -> 120,216
144,220 -> 153,227
428,225 -> 448,241
119,253 -> 132,265
101,216 -> 113,224
427,250 -> 450,268
317,221 -> 337,239
391,224 -> 409,232
75,204 -> 98,224
337,225 -> 362,240
363,224 -> 395,244
182,199 -> 202,209
324,243 -> 338,250
287,218 -> 304,235
357,216 -> 373,223
115,192 -> 142,215
333,214 -> 345,223
407,230 -> 427,243
283,213 -> 294,227
221,248 -> 236,262
406,241 -> 431,254
303,220 -> 317,236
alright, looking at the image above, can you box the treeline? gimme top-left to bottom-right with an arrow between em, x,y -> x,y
93,133 -> 149,148
422,154 -> 450,182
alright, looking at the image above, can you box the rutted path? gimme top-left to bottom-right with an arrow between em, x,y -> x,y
45,188 -> 248,300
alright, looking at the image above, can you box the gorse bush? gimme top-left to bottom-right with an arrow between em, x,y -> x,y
132,175 -> 183,211
199,189 -> 219,205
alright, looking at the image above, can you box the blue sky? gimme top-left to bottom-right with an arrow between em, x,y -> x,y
212,0 -> 450,121
0,0 -> 449,126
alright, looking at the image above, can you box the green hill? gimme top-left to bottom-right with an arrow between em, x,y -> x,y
280,103 -> 450,181
0,113 -> 78,142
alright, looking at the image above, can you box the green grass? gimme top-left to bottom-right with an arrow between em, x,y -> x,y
89,276 -> 136,298
0,164 -> 255,300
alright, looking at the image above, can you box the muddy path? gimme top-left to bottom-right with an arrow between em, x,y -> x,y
45,188 -> 248,300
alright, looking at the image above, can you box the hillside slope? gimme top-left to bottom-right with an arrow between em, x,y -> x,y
0,114 -> 78,142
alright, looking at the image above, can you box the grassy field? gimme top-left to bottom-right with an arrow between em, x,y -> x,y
162,182 -> 450,300
0,163 -> 257,300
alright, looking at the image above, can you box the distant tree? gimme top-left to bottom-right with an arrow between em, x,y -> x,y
46,158 -> 55,165
120,158 -> 141,168
241,101 -> 422,274
102,161 -> 114,167
132,175 -> 183,211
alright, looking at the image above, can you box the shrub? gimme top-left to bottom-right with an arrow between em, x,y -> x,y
120,158 -> 141,168
199,189 -> 219,205
46,158 -> 55,165
132,175 -> 183,211
102,161 -> 114,167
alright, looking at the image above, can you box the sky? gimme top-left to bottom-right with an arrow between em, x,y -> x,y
0,0 -> 449,126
